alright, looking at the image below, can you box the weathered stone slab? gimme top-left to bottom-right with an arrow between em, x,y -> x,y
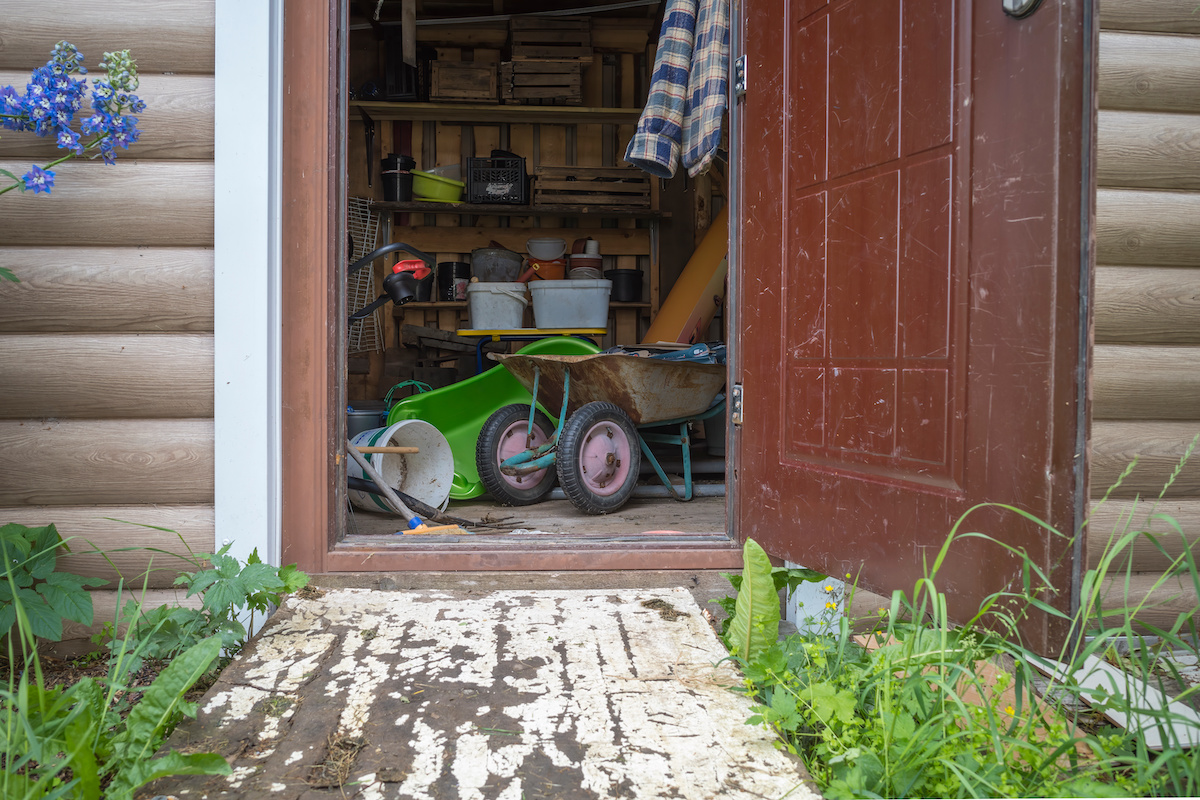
148,587 -> 818,800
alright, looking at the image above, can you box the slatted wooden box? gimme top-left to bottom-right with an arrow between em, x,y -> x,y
430,61 -> 498,103
500,61 -> 583,105
533,166 -> 652,209
509,16 -> 593,63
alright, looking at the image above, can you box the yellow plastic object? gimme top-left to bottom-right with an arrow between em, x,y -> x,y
411,169 -> 465,202
643,206 -> 728,345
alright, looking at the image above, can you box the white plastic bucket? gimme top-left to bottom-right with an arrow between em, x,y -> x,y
530,279 -> 612,329
467,281 -> 528,330
348,420 -> 454,513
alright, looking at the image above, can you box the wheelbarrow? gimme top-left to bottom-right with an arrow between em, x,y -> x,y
474,346 -> 726,515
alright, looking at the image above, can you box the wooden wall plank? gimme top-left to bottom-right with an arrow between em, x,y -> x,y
1097,110 -> 1200,190
0,247 -> 214,333
1095,266 -> 1200,343
1088,499 -> 1200,572
1093,345 -> 1200,420
1099,0 -> 1200,34
0,73 -> 214,160
1091,421 -> 1200,498
1097,574 -> 1198,631
0,160 -> 214,247
0,334 -> 214,419
0,0 -> 215,73
1096,189 -> 1200,266
1099,32 -> 1200,114
0,419 -> 214,506
0,504 -> 214,588
391,226 -> 649,254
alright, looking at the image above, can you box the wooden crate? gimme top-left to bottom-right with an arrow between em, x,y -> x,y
430,61 -> 498,103
533,166 -> 652,209
500,61 -> 583,105
509,16 -> 593,63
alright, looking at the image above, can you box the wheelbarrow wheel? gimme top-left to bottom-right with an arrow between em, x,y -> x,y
557,401 -> 641,515
476,404 -> 557,506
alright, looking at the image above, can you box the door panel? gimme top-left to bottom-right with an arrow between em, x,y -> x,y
736,0 -> 1091,653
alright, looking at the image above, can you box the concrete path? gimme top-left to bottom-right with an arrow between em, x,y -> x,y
149,587 -> 818,799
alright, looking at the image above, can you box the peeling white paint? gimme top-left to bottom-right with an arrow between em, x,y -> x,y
284,749 -> 304,765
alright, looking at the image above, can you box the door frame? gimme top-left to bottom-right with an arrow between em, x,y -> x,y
277,0 -> 742,575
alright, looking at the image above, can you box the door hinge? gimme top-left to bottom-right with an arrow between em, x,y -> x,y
733,56 -> 747,101
730,384 -> 744,426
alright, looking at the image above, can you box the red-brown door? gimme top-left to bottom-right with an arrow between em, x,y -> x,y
735,0 -> 1093,653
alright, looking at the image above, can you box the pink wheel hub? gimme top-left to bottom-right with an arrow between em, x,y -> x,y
577,420 -> 633,497
497,419 -> 549,489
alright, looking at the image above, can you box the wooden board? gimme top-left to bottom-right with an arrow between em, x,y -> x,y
1096,188 -> 1200,266
1098,110 -> 1200,189
1099,32 -> 1200,114
0,0 -> 214,73
1095,266 -> 1200,343
0,504 -> 214,588
0,418 -> 215,506
1091,421 -> 1200,498
0,160 -> 214,247
510,16 -> 593,63
389,226 -> 649,255
431,61 -> 498,103
1099,0 -> 1200,34
1088,498 -> 1200,572
0,247 -> 214,333
0,333 -> 214,419
1093,344 -> 1200,420
0,73 -> 214,160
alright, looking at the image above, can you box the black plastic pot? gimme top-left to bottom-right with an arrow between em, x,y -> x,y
382,154 -> 416,201
604,269 -> 643,303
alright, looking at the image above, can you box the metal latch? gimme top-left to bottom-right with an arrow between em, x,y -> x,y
733,56 -> 746,101
731,384 -> 744,426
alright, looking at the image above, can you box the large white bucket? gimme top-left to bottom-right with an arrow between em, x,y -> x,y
530,279 -> 612,329
467,281 -> 528,330
348,420 -> 454,514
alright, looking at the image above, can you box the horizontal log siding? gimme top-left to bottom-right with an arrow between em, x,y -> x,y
1099,0 -> 1200,34
0,73 -> 215,160
0,248 -> 214,333
0,1 -> 214,73
0,2 -> 216,646
1098,32 -> 1200,113
0,334 -> 214,418
0,505 -> 214,588
1094,266 -> 1200,343
1097,110 -> 1200,190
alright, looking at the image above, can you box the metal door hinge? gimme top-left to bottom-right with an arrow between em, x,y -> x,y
731,384 -> 744,426
733,56 -> 747,101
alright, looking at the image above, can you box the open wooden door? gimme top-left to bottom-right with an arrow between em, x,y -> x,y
734,0 -> 1094,653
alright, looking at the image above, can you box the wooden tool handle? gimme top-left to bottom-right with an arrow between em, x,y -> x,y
355,446 -> 420,454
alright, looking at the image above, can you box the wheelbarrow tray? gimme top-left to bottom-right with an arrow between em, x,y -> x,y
492,352 -> 725,426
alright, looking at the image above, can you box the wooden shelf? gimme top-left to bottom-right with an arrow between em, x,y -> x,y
392,300 -> 650,315
370,200 -> 667,219
352,101 -> 643,126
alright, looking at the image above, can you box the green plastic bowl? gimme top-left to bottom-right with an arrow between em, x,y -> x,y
411,170 -> 465,202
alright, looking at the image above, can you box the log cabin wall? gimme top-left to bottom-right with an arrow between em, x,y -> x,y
0,0 -> 215,655
1091,0 -> 1200,627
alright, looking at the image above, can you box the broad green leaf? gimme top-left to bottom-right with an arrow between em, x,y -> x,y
724,538 -> 779,662
114,636 -> 221,763
279,563 -> 310,593
801,681 -> 857,725
16,586 -> 64,641
40,573 -> 97,626
0,603 -> 15,636
107,751 -> 231,800
239,562 -> 285,593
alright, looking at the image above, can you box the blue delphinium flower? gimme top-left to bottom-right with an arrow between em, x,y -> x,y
56,128 -> 84,155
23,165 -> 54,194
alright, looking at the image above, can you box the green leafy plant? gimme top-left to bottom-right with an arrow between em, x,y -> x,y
2,563 -> 232,798
0,523 -> 105,642
101,543 -> 309,669
723,434 -> 1200,798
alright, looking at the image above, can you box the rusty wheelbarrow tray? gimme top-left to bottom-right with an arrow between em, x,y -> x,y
491,352 -> 726,426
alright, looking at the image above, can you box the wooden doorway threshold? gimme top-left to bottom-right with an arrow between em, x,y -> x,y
327,495 -> 741,571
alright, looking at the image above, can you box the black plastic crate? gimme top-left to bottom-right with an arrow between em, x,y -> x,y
467,157 -> 528,204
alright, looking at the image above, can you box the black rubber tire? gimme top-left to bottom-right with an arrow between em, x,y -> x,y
556,401 -> 641,515
475,404 -> 558,506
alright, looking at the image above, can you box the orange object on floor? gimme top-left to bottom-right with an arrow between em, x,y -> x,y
643,206 -> 728,344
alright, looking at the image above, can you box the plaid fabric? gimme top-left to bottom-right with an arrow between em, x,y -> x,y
682,0 -> 729,177
624,0 -> 697,178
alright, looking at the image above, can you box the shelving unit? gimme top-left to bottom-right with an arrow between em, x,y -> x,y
351,101 -> 643,126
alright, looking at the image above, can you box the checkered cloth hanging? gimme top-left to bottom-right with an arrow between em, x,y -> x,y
682,0 -> 729,177
623,0 -> 697,178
